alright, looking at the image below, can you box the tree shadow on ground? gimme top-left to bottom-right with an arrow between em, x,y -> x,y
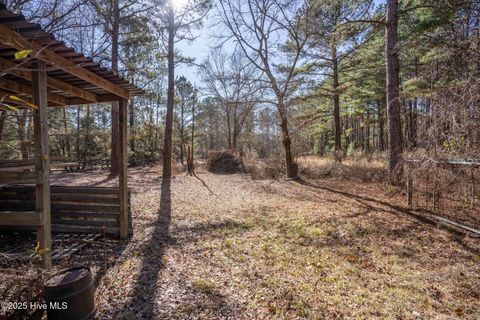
117,177 -> 172,318
165,279 -> 244,319
172,220 -> 252,247
90,175 -> 116,186
295,178 -> 480,255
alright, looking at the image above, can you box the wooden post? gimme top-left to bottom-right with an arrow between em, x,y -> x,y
118,98 -> 129,239
433,177 -> 439,212
32,60 -> 51,269
471,169 -> 475,209
407,175 -> 413,208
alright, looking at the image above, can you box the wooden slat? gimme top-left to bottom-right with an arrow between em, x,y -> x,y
0,211 -> 40,226
0,225 -> 120,235
1,185 -> 120,195
51,194 -> 118,203
0,57 -> 98,103
0,201 -> 121,213
52,203 -> 120,213
52,218 -> 118,227
0,183 -> 132,236
51,211 -> 118,219
0,170 -> 38,184
0,190 -> 118,200
51,186 -> 120,195
0,25 -> 130,100
0,159 -> 36,165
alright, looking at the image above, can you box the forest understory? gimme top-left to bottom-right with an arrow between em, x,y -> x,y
1,159 -> 479,320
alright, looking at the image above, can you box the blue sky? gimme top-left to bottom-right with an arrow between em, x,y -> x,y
176,0 -> 386,85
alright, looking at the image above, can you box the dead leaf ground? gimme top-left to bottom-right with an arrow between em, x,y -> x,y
1,163 -> 480,319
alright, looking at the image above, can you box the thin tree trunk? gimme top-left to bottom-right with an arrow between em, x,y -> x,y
377,98 -> 386,151
76,106 -> 80,160
226,105 -> 232,149
187,93 -> 196,175
385,0 -> 403,185
16,110 -> 29,159
110,0 -> 120,175
332,46 -> 342,161
62,107 -> 70,158
162,3 -> 175,179
412,97 -> 418,148
411,58 -> 418,148
84,105 -> 91,166
366,109 -> 371,152
344,115 -> 350,150
180,105 -> 184,165
278,99 -> 296,178
129,97 -> 136,165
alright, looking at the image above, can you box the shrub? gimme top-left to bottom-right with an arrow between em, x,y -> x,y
207,150 -> 243,173
243,149 -> 286,180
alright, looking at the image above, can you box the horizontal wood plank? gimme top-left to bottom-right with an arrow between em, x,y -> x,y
0,211 -> 41,226
0,171 -> 39,184
52,218 -> 118,228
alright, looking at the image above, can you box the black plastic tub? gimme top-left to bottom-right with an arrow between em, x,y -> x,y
44,267 -> 95,320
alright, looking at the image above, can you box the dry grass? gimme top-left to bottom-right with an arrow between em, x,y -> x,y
297,155 -> 387,182
1,160 -> 480,319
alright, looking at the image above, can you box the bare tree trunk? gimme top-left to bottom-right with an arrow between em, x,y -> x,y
278,100 -> 296,178
16,110 -> 29,159
344,115 -> 350,150
162,3 -> 175,179
110,0 -> 120,175
84,105 -> 91,166
129,97 -> 136,165
179,106 -> 185,165
332,47 -> 342,161
148,109 -> 154,162
366,109 -> 371,152
187,94 -> 196,175
411,97 -> 418,148
411,59 -> 418,148
76,106 -> 80,159
232,130 -> 238,151
226,105 -> 232,149
385,0 -> 403,185
377,99 -> 385,151
62,107 -> 70,158
153,94 -> 161,162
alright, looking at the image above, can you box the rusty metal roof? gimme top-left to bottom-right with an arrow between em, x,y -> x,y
0,3 -> 144,106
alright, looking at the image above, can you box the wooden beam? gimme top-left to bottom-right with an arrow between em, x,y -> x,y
32,60 -> 51,269
0,89 -> 63,108
0,78 -> 68,105
0,25 -> 130,100
118,98 -> 129,239
0,58 -> 99,103
67,94 -> 126,105
0,211 -> 41,226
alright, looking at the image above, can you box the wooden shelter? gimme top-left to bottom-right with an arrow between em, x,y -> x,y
0,4 -> 143,269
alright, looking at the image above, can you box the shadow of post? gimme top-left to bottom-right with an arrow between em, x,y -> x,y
117,177 -> 172,318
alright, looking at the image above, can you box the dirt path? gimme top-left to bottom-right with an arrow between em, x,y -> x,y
3,166 -> 480,319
